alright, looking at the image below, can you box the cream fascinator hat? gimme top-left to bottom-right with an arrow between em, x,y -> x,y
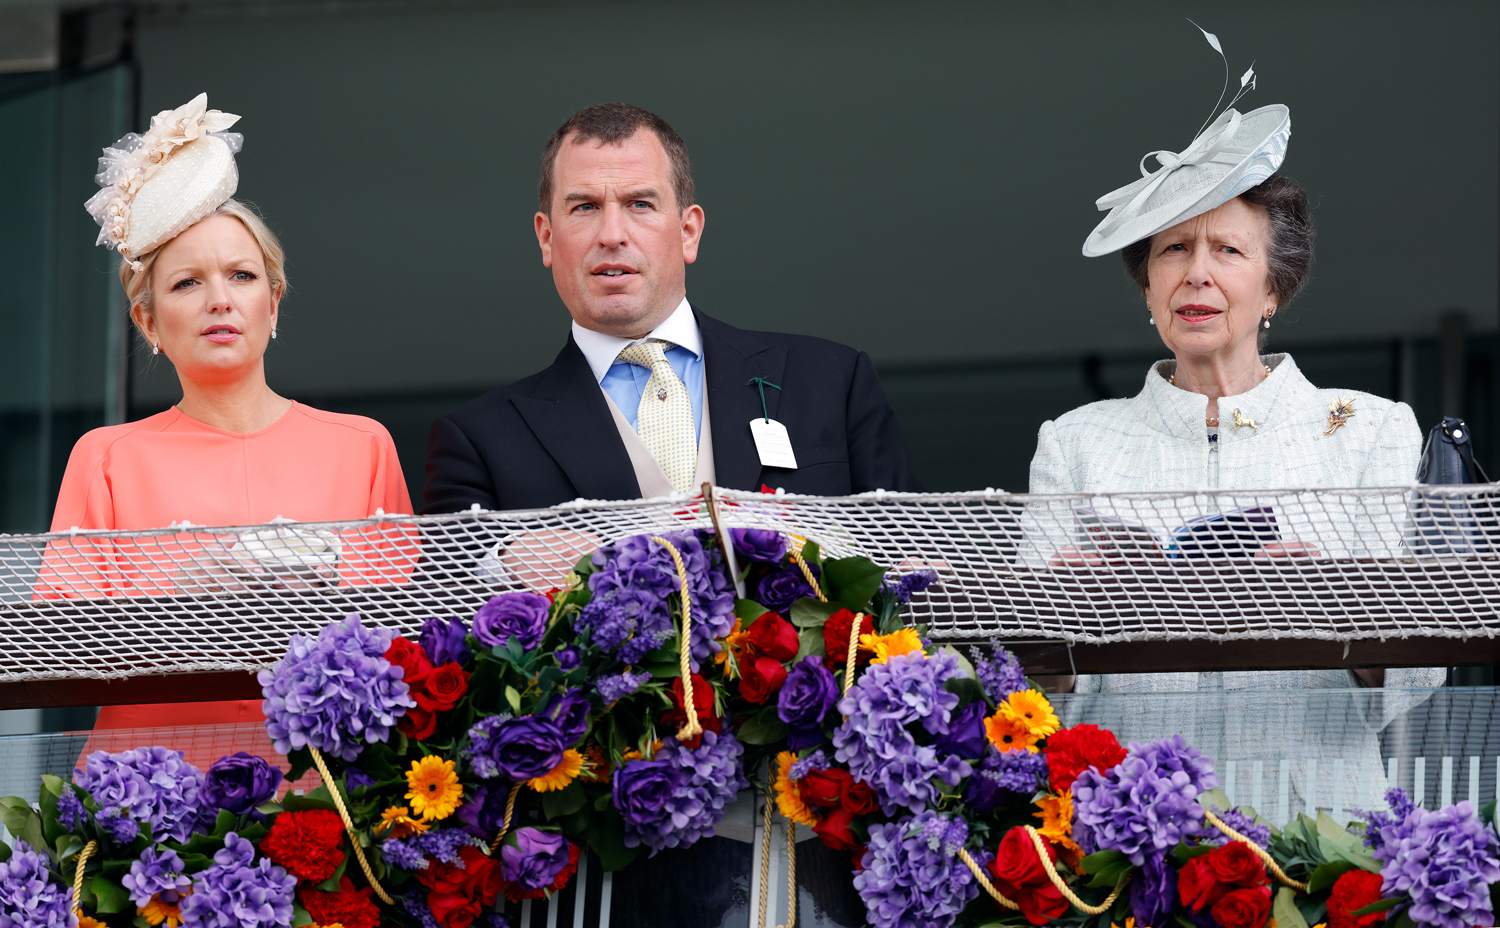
1082,25 -> 1291,258
84,93 -> 243,272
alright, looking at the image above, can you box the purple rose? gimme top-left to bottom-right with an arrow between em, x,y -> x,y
612,759 -> 682,841
201,752 -> 283,816
731,529 -> 787,564
420,615 -> 471,666
777,656 -> 837,751
756,563 -> 818,612
344,765 -> 375,790
500,827 -> 572,891
934,701 -> 988,761
467,715 -> 566,781
542,688 -> 591,745
455,784 -> 511,840
473,592 -> 550,650
556,646 -> 581,672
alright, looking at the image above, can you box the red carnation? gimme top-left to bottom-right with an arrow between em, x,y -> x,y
739,656 -> 788,704
1211,886 -> 1273,928
1328,870 -> 1387,928
298,877 -> 380,928
1043,724 -> 1127,793
822,609 -> 874,670
502,842 -> 582,902
743,612 -> 799,662
416,662 -> 471,712
662,673 -> 721,749
260,809 -> 346,883
385,636 -> 433,688
987,826 -> 1068,926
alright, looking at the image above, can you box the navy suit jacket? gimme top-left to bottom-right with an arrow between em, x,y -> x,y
422,308 -> 921,513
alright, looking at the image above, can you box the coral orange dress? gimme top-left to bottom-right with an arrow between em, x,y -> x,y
45,402 -> 412,736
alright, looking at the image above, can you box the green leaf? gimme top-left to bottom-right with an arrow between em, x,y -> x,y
789,599 -> 840,629
737,708 -> 789,746
542,783 -> 588,819
39,782 -> 62,846
315,853 -> 350,892
92,874 -> 131,914
1307,859 -> 1358,893
280,792 -> 336,813
796,627 -> 826,662
799,540 -> 821,566
292,903 -> 315,927
822,557 -> 885,612
1388,910 -> 1417,928
1080,849 -> 1131,888
1197,787 -> 1232,813
0,843 -> 11,864
583,810 -> 641,871
505,685 -> 523,714
1349,896 -> 1407,917
943,674 -> 986,708
735,599 -> 770,623
1273,886 -> 1310,928
134,916 -> 152,928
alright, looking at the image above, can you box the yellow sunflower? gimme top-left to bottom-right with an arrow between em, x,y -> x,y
376,804 -> 430,839
773,751 -> 819,827
138,888 -> 190,927
858,628 -> 924,665
984,710 -> 1041,753
405,756 -> 463,821
529,749 -> 585,792
1000,689 -> 1060,739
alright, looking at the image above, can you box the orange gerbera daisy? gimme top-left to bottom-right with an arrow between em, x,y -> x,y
138,888 -> 190,927
529,749 -> 585,792
1034,791 -> 1083,871
1001,690 -> 1060,739
985,710 -> 1042,753
773,751 -> 819,827
858,628 -> 924,665
76,915 -> 109,928
716,618 -> 751,679
405,756 -> 463,821
376,805 -> 429,839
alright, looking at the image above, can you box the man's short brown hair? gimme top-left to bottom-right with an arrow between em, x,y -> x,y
538,102 -> 695,213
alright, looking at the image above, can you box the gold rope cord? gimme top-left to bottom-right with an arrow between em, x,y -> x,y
488,782 -> 524,853
781,822 -> 797,928
308,745 -> 395,904
1204,808 -> 1309,892
956,847 -> 1021,911
842,612 -> 864,697
756,793 -> 774,928
790,551 -> 826,603
649,536 -> 703,742
1023,825 -> 1129,914
71,839 -> 98,913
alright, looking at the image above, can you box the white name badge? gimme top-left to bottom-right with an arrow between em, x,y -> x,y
749,418 -> 798,469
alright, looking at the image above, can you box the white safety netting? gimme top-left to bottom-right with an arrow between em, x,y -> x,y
0,484 -> 1496,683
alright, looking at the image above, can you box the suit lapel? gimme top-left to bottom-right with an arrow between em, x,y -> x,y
511,337 -> 641,501
698,309 -> 787,491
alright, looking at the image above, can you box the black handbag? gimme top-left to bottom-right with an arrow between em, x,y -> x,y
1411,416 -> 1492,556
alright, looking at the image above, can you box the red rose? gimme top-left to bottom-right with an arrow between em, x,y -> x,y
298,877 -> 380,928
1211,886 -> 1273,928
1328,870 -> 1387,928
744,612 -> 799,662
822,609 -> 874,669
1178,855 -> 1229,914
416,662 -> 470,712
457,845 -> 501,905
798,768 -> 851,808
417,858 -> 468,895
987,826 -> 1068,926
662,673 -> 722,748
399,705 -> 438,741
739,656 -> 789,704
1043,724 -> 1127,793
1207,841 -> 1269,888
813,807 -> 858,851
385,636 -> 433,688
841,779 -> 879,815
260,809 -> 346,882
426,891 -> 480,928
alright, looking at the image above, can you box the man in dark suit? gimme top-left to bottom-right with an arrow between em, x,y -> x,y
422,102 -> 909,928
423,102 -> 920,515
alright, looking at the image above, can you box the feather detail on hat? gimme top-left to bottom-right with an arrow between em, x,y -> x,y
84,93 -> 244,264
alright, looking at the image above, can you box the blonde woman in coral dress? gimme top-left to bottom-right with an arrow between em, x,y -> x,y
50,96 -> 411,736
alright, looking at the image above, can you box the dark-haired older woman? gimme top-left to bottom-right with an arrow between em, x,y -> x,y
1030,98 -> 1443,812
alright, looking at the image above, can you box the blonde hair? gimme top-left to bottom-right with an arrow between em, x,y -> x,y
120,199 -> 288,316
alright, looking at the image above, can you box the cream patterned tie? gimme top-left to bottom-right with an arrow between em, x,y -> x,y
617,339 -> 697,494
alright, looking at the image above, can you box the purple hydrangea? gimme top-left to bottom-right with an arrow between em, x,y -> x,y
755,562 -> 818,612
853,811 -> 981,928
1372,799 -> 1500,928
259,614 -> 415,762
383,837 -> 428,871
0,840 -> 73,928
472,592 -> 550,650
882,570 -> 937,604
74,746 -> 209,844
970,638 -> 1028,703
465,715 -> 566,781
1205,808 -> 1272,848
595,670 -> 652,703
1130,853 -> 1178,928
919,814 -> 969,856
500,828 -> 573,891
832,651 -> 970,815
965,747 -> 1048,814
179,832 -> 297,928
383,827 -> 486,870
585,532 -> 735,669
420,615 -> 471,667
1072,736 -> 1216,865
613,729 -> 748,854
56,787 -> 87,831
790,750 -> 830,781
202,752 -> 283,817
730,528 -> 787,563
123,846 -> 191,908
777,656 -> 838,751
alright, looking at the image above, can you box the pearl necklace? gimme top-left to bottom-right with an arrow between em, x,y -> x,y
1169,364 -> 1273,426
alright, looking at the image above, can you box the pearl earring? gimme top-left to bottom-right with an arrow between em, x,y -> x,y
271,326 -> 278,340
151,342 -> 159,355
1147,302 -> 1154,325
1263,317 -> 1270,329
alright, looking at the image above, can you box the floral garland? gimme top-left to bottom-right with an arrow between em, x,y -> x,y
2,526 -> 1498,928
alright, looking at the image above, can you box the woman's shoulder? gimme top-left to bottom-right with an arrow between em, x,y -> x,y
66,410 -> 183,462
286,403 -> 398,444
1044,396 -> 1145,438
